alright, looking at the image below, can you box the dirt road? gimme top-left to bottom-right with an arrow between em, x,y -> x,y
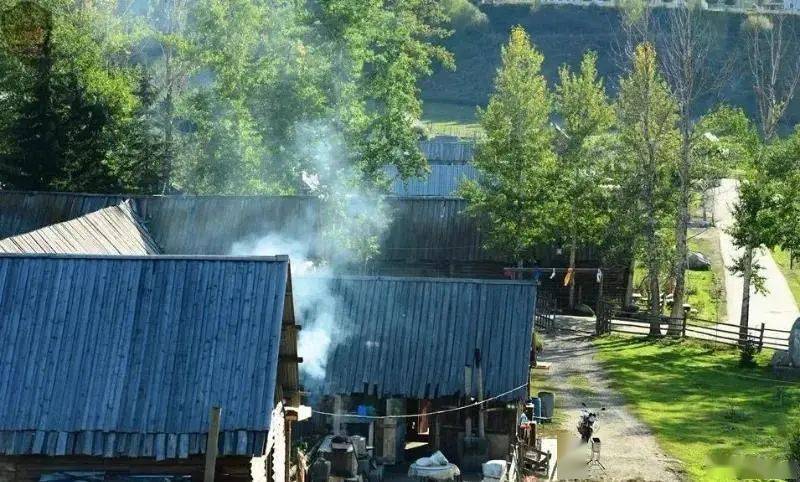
713,179 -> 800,332
537,317 -> 685,481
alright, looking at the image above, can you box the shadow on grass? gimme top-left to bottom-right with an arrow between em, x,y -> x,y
593,335 -> 800,478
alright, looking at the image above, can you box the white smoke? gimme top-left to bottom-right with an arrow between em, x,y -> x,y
230,233 -> 342,380
229,121 -> 390,381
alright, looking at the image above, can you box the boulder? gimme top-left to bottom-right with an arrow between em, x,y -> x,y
790,317 -> 800,368
774,318 -> 800,368
687,251 -> 712,271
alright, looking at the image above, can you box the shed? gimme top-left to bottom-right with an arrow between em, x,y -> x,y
294,275 -> 537,465
0,254 -> 300,481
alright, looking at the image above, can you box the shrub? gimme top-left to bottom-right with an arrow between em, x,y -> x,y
739,341 -> 757,367
789,429 -> 800,464
533,332 -> 544,353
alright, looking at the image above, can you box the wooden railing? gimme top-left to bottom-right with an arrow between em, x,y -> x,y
597,301 -> 791,352
535,291 -> 557,333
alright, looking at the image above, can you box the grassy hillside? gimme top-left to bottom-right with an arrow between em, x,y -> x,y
421,4 -> 800,131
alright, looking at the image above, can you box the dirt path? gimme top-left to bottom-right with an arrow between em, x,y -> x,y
713,178 -> 800,331
536,317 -> 685,481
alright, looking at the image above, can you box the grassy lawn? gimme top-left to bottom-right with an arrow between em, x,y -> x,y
594,335 -> 800,481
772,247 -> 800,306
421,101 -> 483,138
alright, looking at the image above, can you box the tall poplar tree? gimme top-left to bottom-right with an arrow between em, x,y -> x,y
555,51 -> 615,310
617,42 -> 680,335
460,26 -> 558,261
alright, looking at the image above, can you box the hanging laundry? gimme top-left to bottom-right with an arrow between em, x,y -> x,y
563,267 -> 574,287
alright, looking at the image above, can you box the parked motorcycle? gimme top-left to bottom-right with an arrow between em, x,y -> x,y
577,402 -> 605,443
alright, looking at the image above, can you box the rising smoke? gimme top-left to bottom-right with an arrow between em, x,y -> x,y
229,121 -> 391,382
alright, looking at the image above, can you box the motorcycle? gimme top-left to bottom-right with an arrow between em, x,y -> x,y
577,402 -> 605,443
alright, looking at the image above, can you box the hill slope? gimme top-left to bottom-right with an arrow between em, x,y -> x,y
421,4 -> 800,130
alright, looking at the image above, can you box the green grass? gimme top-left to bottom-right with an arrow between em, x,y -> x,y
594,335 -> 800,481
529,368 -> 568,438
772,247 -> 800,306
686,229 -> 726,322
421,101 -> 483,138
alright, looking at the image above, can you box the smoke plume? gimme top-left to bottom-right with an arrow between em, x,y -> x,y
229,121 -> 390,382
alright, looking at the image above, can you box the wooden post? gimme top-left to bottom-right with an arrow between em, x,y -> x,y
204,406 -> 222,482
682,311 -> 688,338
476,350 -> 485,438
758,323 -> 765,352
464,366 -> 473,437
333,396 -> 343,435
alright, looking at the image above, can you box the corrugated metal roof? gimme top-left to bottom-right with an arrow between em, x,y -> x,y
0,200 -> 161,255
0,254 -> 289,459
388,163 -> 479,197
296,276 -> 536,400
419,138 -> 476,162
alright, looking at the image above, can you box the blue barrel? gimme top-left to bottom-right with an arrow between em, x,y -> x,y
530,397 -> 542,419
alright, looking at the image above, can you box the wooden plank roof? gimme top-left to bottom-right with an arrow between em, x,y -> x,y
296,276 -> 537,400
0,200 -> 161,255
0,254 -> 290,460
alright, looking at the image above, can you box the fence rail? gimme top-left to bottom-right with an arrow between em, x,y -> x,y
596,301 -> 791,351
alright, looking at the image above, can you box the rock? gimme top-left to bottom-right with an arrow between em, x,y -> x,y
687,251 -> 712,271
575,303 -> 595,317
771,350 -> 792,368
790,318 -> 800,367
775,318 -> 800,368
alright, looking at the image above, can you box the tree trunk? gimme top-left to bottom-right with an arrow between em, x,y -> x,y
669,132 -> 692,334
625,256 -> 636,308
162,49 -> 174,194
648,259 -> 661,336
739,247 -> 753,345
568,236 -> 577,310
645,189 -> 662,335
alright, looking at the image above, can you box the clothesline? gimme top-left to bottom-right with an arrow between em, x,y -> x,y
311,383 -> 528,420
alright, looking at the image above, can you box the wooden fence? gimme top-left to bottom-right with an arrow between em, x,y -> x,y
597,302 -> 791,352
535,291 -> 557,333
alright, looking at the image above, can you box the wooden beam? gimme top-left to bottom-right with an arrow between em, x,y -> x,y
204,406 -> 222,482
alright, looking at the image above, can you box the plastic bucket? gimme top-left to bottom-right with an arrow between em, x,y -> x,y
530,397 -> 542,419
538,391 -> 554,419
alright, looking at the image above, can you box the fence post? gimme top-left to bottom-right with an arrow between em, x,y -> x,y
682,312 -> 687,338
758,323 -> 765,352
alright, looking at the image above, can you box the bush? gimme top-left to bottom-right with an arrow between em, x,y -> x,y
533,332 -> 544,353
789,429 -> 800,464
739,341 -> 758,367
441,0 -> 488,31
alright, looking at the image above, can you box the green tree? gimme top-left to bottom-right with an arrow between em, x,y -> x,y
555,51 -> 615,310
617,42 -> 680,335
460,26 -> 558,260
0,0 -> 163,192
731,13 -> 800,342
315,0 -> 452,186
